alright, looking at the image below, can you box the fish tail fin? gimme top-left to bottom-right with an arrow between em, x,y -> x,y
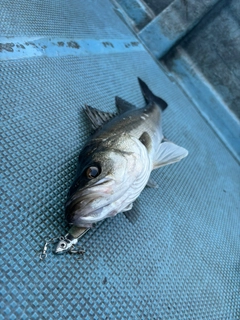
138,78 -> 168,111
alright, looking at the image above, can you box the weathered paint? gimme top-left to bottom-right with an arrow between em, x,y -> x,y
0,37 -> 144,60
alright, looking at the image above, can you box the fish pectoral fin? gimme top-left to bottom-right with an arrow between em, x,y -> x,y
115,96 -> 136,113
83,105 -> 117,130
122,203 -> 133,212
146,177 -> 159,188
139,131 -> 152,152
153,141 -> 188,169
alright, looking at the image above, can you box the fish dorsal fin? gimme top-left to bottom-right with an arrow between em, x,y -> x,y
115,96 -> 136,114
138,77 -> 168,111
153,141 -> 188,169
83,104 -> 117,130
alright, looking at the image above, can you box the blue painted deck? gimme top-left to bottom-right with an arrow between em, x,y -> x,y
1,0 -> 239,319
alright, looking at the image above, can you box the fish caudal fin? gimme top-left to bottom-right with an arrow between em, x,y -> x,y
153,141 -> 188,169
138,78 -> 168,111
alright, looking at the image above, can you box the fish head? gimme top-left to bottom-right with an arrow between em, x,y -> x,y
65,135 -> 150,227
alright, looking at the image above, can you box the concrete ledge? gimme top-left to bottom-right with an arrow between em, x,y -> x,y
139,0 -> 220,58
162,47 -> 240,161
116,0 -> 155,30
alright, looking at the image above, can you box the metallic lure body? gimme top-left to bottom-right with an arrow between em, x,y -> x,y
55,226 -> 89,254
65,78 -> 188,228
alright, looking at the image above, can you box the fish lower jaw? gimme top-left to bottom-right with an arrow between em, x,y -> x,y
68,205 -> 119,227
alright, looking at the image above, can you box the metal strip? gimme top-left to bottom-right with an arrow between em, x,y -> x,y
0,37 -> 144,60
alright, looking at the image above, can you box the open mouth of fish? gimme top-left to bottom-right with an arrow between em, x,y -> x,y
65,195 -> 120,227
65,178 -> 121,226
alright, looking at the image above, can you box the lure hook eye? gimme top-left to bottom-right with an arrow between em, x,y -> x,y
59,241 -> 67,249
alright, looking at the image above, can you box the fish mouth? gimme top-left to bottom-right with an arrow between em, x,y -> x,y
65,194 -> 119,227
65,177 -> 118,227
65,191 -> 113,227
65,206 -> 104,227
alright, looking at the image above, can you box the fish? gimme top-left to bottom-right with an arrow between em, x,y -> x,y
64,78 -> 188,228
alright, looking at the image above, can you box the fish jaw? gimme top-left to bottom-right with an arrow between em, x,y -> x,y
66,207 -> 104,227
66,207 -> 117,227
65,178 -> 117,226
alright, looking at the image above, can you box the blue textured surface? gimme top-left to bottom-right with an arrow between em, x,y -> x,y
1,0 -> 240,319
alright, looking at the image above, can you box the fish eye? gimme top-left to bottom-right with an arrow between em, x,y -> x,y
86,166 -> 100,179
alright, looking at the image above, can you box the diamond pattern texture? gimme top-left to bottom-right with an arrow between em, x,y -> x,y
1,0 -> 132,39
1,1 -> 240,319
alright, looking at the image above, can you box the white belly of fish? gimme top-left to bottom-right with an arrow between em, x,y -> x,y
115,138 -> 152,212
79,136 -> 153,224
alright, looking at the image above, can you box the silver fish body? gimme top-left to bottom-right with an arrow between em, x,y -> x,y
65,79 -> 188,227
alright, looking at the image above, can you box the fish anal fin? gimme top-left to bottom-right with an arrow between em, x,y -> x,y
83,105 -> 117,130
153,141 -> 188,169
122,203 -> 133,212
115,96 -> 136,113
146,177 -> 159,188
